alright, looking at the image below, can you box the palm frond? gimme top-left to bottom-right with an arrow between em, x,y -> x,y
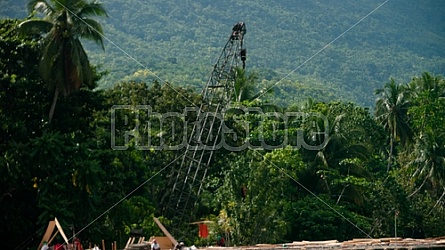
336,142 -> 370,158
70,38 -> 94,88
76,18 -> 105,50
233,67 -> 258,102
407,130 -> 445,196
18,19 -> 53,36
39,31 -> 64,89
77,2 -> 108,18
52,0 -> 70,10
28,0 -> 54,17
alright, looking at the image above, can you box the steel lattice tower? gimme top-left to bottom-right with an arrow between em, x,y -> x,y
161,22 -> 247,237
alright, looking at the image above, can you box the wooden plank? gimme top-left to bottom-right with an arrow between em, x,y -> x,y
49,231 -> 60,244
154,236 -> 174,250
380,237 -> 402,242
125,237 -> 133,248
38,220 -> 56,250
190,220 -> 214,224
301,240 -> 339,245
350,238 -> 378,242
288,241 -> 306,246
153,217 -> 178,246
54,217 -> 70,244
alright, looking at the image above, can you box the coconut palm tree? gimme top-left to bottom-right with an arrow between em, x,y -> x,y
408,72 -> 445,133
374,79 -> 413,171
405,73 -> 445,199
301,102 -> 372,205
19,0 -> 107,123
407,130 -> 445,198
233,67 -> 258,102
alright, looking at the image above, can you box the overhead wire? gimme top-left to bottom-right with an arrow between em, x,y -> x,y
14,226 -> 45,250
73,152 -> 186,238
244,0 -> 391,241
253,150 -> 376,239
25,0 -> 392,246
52,0 -> 200,109
251,0 -> 391,102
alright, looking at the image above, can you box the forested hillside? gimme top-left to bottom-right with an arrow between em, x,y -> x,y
1,0 -> 444,106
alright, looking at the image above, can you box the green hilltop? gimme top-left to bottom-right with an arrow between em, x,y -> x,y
1,0 -> 444,106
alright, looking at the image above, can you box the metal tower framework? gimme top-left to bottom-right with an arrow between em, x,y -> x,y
162,22 -> 247,234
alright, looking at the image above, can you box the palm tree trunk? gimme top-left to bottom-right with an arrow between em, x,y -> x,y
427,187 -> 445,215
387,136 -> 393,172
408,176 -> 428,198
336,185 -> 349,205
48,86 -> 59,124
237,89 -> 243,102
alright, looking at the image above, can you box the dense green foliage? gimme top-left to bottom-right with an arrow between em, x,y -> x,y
1,1 -> 445,249
1,0 -> 444,107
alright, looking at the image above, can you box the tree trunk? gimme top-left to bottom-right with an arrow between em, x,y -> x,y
336,185 -> 349,205
387,136 -> 393,172
48,86 -> 59,124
